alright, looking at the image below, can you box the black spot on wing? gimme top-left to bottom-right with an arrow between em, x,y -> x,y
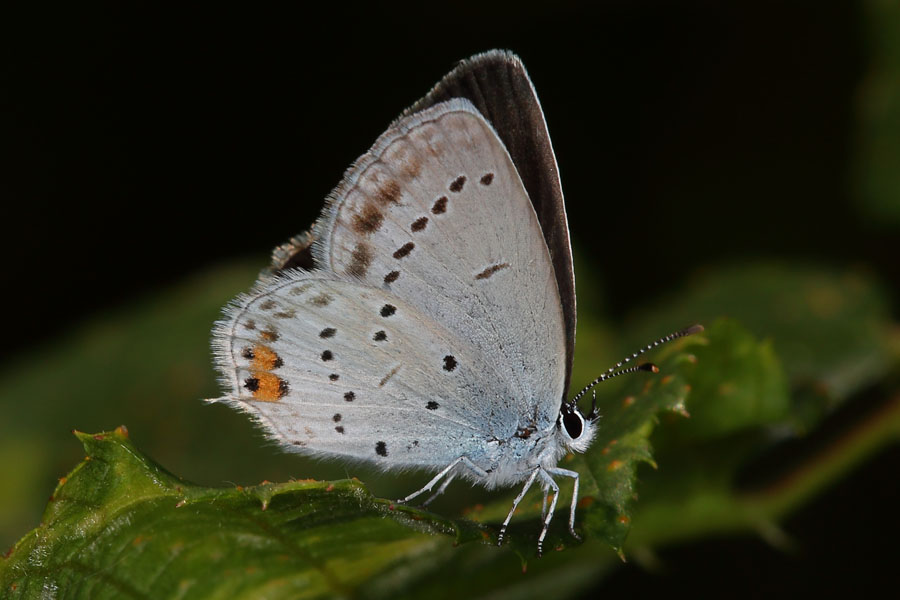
393,242 -> 414,259
431,196 -> 447,214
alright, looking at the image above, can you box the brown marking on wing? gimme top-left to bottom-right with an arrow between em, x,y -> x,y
475,262 -> 510,280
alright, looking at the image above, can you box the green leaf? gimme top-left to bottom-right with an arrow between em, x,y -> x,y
0,427 -> 489,599
0,330 -> 705,596
2,259 -> 896,597
577,330 -> 698,551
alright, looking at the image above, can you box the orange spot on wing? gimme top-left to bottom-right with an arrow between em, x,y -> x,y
251,371 -> 288,402
607,459 -> 624,471
251,345 -> 281,371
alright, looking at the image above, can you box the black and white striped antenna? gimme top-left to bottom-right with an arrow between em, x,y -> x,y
570,324 -> 703,417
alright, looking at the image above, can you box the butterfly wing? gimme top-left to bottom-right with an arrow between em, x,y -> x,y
404,50 -> 576,400
214,272 -> 526,467
311,99 -> 566,430
267,51 -> 576,401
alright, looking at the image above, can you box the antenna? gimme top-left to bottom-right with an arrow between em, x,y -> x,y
571,324 -> 703,408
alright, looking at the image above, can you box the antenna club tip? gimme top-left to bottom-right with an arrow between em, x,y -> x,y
685,324 -> 704,335
640,362 -> 659,373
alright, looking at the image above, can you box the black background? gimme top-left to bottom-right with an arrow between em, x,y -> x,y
4,2 -> 898,596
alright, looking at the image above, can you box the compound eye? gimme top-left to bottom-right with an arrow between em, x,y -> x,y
563,409 -> 584,439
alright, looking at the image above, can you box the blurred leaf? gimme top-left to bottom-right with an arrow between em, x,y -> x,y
667,319 -> 789,440
854,0 -> 900,224
623,263 -> 897,427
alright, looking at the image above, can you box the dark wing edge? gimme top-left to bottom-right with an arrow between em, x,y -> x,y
404,50 -> 576,400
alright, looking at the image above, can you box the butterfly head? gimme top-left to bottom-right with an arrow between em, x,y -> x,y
557,401 -> 597,453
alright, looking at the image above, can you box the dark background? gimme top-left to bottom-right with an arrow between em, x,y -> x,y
3,2 -> 897,596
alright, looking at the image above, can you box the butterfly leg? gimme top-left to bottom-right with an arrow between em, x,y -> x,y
546,466 -> 581,540
536,470 -> 560,557
398,456 -> 486,504
497,467 -> 540,549
421,472 -> 457,507
540,487 -> 549,520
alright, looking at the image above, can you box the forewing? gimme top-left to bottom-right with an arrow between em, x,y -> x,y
404,50 -> 576,399
213,273 -> 524,467
312,99 -> 566,426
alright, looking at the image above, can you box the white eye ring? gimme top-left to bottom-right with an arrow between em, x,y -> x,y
558,405 -> 596,453
561,406 -> 585,439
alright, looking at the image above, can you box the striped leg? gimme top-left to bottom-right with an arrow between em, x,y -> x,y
546,466 -> 581,539
497,467 -> 540,548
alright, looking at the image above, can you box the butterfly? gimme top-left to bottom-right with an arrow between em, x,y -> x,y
211,50 -> 700,556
